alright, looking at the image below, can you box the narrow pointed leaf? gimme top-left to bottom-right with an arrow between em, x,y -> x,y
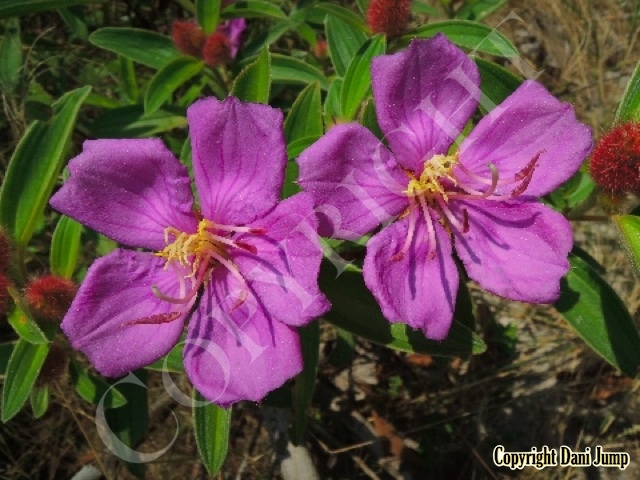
1,339 -> 50,422
614,215 -> 640,276
555,255 -> 640,377
221,0 -> 286,19
475,58 -> 523,112
90,105 -> 187,138
0,0 -> 106,18
232,46 -> 271,103
50,215 -> 83,279
616,60 -> 640,121
308,3 -> 367,31
284,82 -> 322,143
196,0 -> 221,35
0,342 -> 14,375
7,287 -> 49,344
69,359 -> 127,408
144,56 -> 203,114
325,14 -> 367,77
194,390 -> 231,476
89,28 -> 180,69
291,321 -> 319,445
319,263 -> 486,356
30,384 -> 49,419
0,86 -> 90,247
0,18 -> 22,91
411,20 -> 518,57
455,0 -> 508,21
271,54 -> 329,89
341,36 -> 386,121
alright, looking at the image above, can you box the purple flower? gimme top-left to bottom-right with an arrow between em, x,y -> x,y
297,35 -> 592,340
50,97 -> 329,406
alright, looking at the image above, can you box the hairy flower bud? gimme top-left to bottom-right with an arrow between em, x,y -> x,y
0,273 -> 11,317
37,342 -> 69,386
171,20 -> 206,57
202,32 -> 232,67
589,121 -> 640,195
367,0 -> 411,39
25,275 -> 76,324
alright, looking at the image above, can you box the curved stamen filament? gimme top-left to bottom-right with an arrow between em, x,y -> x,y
391,199 -> 419,261
210,251 -> 249,311
449,163 -> 499,200
417,194 -> 437,260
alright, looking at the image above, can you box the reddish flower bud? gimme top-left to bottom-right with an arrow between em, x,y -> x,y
313,38 -> 328,59
589,121 -> 640,195
367,0 -> 411,39
37,342 -> 69,386
0,273 -> 11,316
25,275 -> 76,324
171,20 -> 206,57
202,32 -> 232,67
0,228 -> 12,274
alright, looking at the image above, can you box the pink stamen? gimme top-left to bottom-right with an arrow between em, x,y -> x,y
436,197 -> 466,233
123,311 -> 182,327
417,195 -> 437,261
153,255 -> 210,304
209,251 -> 249,311
391,199 -> 418,261
449,163 -> 499,200
209,223 -> 267,235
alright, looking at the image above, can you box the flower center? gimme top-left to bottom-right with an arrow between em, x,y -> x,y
152,218 -> 265,308
404,153 -> 458,201
392,150 -> 541,262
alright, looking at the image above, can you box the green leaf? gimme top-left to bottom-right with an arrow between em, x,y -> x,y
614,215 -> 640,276
0,86 -> 90,248
555,255 -> 640,377
57,6 -> 88,40
7,300 -> 48,345
69,359 -> 127,408
475,57 -> 523,112
90,105 -> 187,138
411,20 -> 518,57
30,384 -> 48,419
455,0 -> 508,21
545,170 -> 596,216
0,18 -> 22,91
1,339 -> 50,422
89,28 -> 180,69
196,0 -> 221,35
271,54 -> 329,90
193,391 -> 231,476
232,46 -> 271,104
319,263 -> 486,356
103,371 -> 149,478
616,60 -> 640,121
291,321 -> 319,445
284,82 -> 322,143
323,77 -> 342,126
146,343 -> 184,373
119,56 -> 139,103
325,14 -> 367,77
307,3 -> 367,31
144,56 -> 203,114
221,0 -> 286,19
0,0 -> 106,18
361,98 -> 383,140
341,36 -> 386,121
50,215 -> 83,279
286,135 -> 320,160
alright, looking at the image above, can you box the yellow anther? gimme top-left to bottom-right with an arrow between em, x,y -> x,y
404,152 -> 459,201
155,219 -> 226,277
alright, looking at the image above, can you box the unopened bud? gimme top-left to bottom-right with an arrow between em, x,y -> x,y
171,20 -> 206,57
589,121 -> 640,195
37,342 -> 69,386
202,32 -> 232,67
24,275 -> 76,324
367,0 -> 411,39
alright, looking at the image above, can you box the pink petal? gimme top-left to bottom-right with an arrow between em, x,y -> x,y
188,97 -> 286,226
233,193 -> 330,326
297,123 -> 408,239
50,139 -> 197,250
363,214 -> 459,340
372,35 -> 480,173
184,270 -> 302,406
458,81 -> 593,197
451,199 -> 572,303
61,249 -> 189,377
